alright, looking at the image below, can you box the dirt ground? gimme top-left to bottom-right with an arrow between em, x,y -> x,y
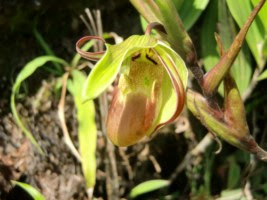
0,79 -> 191,199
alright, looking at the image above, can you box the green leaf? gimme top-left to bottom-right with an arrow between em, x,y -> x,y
219,189 -> 246,200
71,40 -> 94,67
12,181 -> 46,200
67,70 -> 97,188
227,160 -> 241,189
226,0 -> 265,68
202,0 -> 252,95
201,0 -> 219,72
11,56 -> 68,154
251,0 -> 267,31
263,39 -> 267,57
201,0 -> 224,94
33,29 -> 62,74
173,0 -> 184,10
261,183 -> 267,194
129,179 -> 170,198
179,0 -> 210,30
83,35 -> 158,101
218,0 -> 252,95
258,69 -> 267,80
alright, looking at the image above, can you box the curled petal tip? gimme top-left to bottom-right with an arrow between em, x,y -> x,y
76,36 -> 106,61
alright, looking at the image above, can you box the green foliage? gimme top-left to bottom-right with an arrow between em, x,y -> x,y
258,69 -> 267,80
129,179 -> 170,198
33,29 -> 63,75
67,70 -> 97,188
218,0 -> 252,95
226,0 -> 265,68
201,0 -> 219,73
178,0 -> 210,30
252,0 -> 267,30
201,0 -> 252,95
12,181 -> 46,200
140,0 -> 210,31
219,189 -> 246,200
11,56 -> 68,154
227,158 -> 241,189
11,38 -> 98,191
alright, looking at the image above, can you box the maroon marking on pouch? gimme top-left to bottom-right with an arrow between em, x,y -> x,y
131,53 -> 141,61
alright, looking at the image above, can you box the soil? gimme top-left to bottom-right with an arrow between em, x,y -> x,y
0,78 -> 190,199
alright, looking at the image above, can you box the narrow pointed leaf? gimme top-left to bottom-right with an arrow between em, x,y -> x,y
226,0 -> 265,67
12,181 -> 45,200
33,29 -> 62,74
251,0 -> 267,31
11,56 -> 68,154
203,0 -> 265,95
130,179 -> 170,198
67,70 -> 97,188
218,0 -> 252,95
258,69 -> 267,80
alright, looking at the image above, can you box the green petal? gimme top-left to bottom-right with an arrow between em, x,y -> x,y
149,42 -> 187,131
157,41 -> 188,88
82,35 -> 158,101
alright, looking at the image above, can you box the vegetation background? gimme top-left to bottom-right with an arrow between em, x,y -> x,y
0,0 -> 267,199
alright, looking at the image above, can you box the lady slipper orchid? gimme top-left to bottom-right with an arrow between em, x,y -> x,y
76,35 -> 188,146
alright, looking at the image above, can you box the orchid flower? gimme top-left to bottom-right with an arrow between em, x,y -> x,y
76,35 -> 188,146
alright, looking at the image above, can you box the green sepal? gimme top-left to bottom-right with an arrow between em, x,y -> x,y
82,35 -> 158,101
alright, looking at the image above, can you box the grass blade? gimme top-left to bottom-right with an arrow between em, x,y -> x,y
130,179 -> 170,198
11,56 -> 68,154
33,29 -> 63,74
12,181 -> 45,200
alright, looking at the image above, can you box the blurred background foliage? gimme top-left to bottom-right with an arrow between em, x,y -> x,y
1,0 -> 267,199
